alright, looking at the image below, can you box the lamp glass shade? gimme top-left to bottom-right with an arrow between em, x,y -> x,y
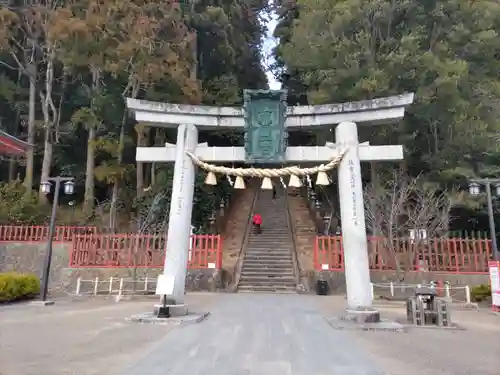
495,184 -> 500,197
64,180 -> 75,195
40,181 -> 52,194
468,182 -> 480,196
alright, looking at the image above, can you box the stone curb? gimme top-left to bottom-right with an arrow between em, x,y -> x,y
127,312 -> 210,325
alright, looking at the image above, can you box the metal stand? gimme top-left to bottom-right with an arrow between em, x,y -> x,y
156,295 -> 171,318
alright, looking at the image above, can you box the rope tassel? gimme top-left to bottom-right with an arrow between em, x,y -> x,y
288,174 -> 302,188
205,171 -> 217,185
261,177 -> 273,190
315,171 -> 330,186
315,168 -> 330,186
234,176 -> 245,189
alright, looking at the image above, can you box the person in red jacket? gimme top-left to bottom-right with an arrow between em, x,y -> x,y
252,213 -> 262,234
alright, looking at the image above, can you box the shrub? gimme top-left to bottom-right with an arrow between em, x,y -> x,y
0,181 -> 47,224
470,284 -> 491,302
0,272 -> 40,302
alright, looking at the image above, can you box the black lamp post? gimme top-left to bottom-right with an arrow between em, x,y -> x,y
468,179 -> 500,261
39,176 -> 75,302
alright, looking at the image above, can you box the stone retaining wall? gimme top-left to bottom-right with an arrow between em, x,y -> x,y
2,242 -> 490,296
0,243 -> 223,296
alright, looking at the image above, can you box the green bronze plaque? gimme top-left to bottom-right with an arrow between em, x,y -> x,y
243,89 -> 288,164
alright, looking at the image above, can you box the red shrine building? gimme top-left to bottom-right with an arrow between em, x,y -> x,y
0,130 -> 31,156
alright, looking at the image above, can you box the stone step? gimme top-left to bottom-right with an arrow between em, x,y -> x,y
244,258 -> 293,264
239,275 -> 295,283
248,229 -> 290,233
245,250 -> 291,255
245,250 -> 292,256
248,231 -> 290,235
246,244 -> 291,248
245,252 -> 291,257
249,232 -> 289,234
247,241 -> 291,244
238,281 -> 296,289
247,238 -> 291,241
245,253 -> 293,259
242,268 -> 294,274
247,239 -> 290,242
245,254 -> 291,259
250,220 -> 288,223
248,229 -> 289,233
247,244 -> 292,247
257,217 -> 288,220
243,259 -> 293,266
246,245 -> 291,248
242,267 -> 293,273
247,242 -> 290,244
237,285 -> 297,293
243,257 -> 293,263
241,265 -> 294,272
240,270 -> 294,276
238,284 -> 297,293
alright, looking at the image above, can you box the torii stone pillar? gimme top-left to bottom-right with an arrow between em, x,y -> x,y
162,124 -> 198,308
336,121 -> 373,312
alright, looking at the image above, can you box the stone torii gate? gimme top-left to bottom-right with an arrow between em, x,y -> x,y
127,91 -> 414,319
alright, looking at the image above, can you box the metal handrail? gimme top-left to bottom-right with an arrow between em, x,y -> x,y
283,187 -> 303,291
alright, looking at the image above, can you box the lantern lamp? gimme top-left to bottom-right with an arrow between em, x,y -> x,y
468,182 -> 480,196
40,181 -> 52,195
64,180 -> 75,195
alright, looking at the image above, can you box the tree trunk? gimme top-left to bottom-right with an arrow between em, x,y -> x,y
38,50 -> 56,203
109,111 -> 127,231
83,69 -> 100,215
8,70 -> 24,182
24,61 -> 36,194
84,126 -> 96,214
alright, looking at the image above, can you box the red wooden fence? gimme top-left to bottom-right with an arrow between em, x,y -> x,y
0,225 -> 97,242
314,236 -> 492,273
69,233 -> 222,269
0,225 -> 222,270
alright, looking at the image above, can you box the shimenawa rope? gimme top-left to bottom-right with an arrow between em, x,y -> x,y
185,149 -> 346,178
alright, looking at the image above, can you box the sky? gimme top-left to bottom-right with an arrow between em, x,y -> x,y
261,12 -> 282,90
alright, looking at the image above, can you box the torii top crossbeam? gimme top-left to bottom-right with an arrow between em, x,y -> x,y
127,93 -> 414,130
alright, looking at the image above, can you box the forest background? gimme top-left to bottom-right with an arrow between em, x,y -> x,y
0,0 -> 498,236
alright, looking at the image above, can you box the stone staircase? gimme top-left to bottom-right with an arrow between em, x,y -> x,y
238,186 -> 297,293
221,185 -> 258,282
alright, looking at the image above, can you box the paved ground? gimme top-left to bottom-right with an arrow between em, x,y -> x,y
1,293 -> 498,375
319,297 -> 500,375
121,294 -> 382,375
0,294 -> 216,375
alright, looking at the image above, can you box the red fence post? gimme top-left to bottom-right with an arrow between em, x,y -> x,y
216,235 -> 222,269
313,237 -> 319,270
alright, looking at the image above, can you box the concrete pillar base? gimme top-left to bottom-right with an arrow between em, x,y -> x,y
342,307 -> 381,323
153,304 -> 188,317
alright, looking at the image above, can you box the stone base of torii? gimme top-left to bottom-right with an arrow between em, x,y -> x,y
126,93 -> 414,322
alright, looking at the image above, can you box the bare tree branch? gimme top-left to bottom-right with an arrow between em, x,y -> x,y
364,169 -> 453,281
